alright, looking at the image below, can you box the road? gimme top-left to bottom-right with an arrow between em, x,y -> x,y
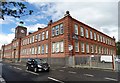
0,61 -> 119,83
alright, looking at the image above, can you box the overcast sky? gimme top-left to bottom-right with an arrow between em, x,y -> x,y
0,0 -> 119,48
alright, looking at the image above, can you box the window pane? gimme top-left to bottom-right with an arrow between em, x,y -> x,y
74,24 -> 78,35
60,24 -> 64,34
81,27 -> 84,36
75,41 -> 79,52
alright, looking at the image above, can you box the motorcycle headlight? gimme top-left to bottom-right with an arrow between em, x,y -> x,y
38,65 -> 42,68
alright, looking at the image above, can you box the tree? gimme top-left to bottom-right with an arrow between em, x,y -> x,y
0,1 -> 33,20
116,41 -> 120,55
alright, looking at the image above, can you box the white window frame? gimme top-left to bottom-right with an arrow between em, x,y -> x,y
86,29 -> 88,38
42,32 -> 45,40
60,24 -> 64,34
81,43 -> 84,52
46,31 -> 48,39
55,25 -> 59,36
86,44 -> 89,53
46,44 -> 48,53
90,30 -> 93,39
59,41 -> 64,52
52,27 -> 55,37
74,24 -> 78,35
94,33 -> 96,40
75,41 -> 79,52
81,26 -> 84,36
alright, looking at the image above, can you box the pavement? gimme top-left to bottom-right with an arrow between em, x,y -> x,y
1,60 -> 120,83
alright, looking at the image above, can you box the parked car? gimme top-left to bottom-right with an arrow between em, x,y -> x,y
26,58 -> 50,72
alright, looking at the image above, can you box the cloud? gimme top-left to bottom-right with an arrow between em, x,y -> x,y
27,2 -> 118,41
25,23 -> 47,33
0,33 -> 15,48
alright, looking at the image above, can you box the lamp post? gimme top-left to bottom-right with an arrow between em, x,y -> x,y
13,48 -> 16,62
35,38 -> 38,59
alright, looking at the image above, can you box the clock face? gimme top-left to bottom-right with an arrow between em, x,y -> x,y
21,29 -> 25,33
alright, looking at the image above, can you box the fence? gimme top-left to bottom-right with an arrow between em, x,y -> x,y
75,55 -> 119,71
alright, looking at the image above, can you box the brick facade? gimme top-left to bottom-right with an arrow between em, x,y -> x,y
1,11 -> 116,66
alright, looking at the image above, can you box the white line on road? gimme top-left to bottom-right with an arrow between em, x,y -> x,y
23,65 -> 26,67
48,77 -> 64,83
59,70 -> 64,72
62,67 -> 66,68
0,75 -> 6,83
51,69 -> 56,71
84,74 -> 94,77
104,77 -> 118,81
16,67 -> 22,70
68,71 -> 76,74
25,70 -> 39,75
9,66 -> 12,68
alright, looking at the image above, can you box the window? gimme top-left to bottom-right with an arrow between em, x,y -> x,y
94,33 -> 96,40
81,26 -> 84,36
41,45 -> 44,54
38,33 -> 41,41
81,43 -> 84,52
42,32 -> 45,40
100,36 -> 102,42
97,34 -> 100,41
46,31 -> 48,39
91,45 -> 94,53
46,44 -> 48,53
52,27 -> 55,36
32,35 -> 34,43
60,24 -> 64,34
75,41 -> 79,52
38,46 -> 41,54
103,37 -> 105,43
86,44 -> 89,53
98,46 -> 101,54
90,30 -> 93,39
94,45 -> 97,53
86,29 -> 88,38
52,43 -> 55,53
35,34 -> 38,40
55,25 -> 59,36
74,24 -> 78,35
59,41 -> 64,52
56,42 -> 59,53
32,47 -> 34,54
34,47 -> 37,54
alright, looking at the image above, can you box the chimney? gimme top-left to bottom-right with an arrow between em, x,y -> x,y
29,32 -> 32,35
64,11 -> 70,17
38,27 -> 42,30
48,20 -> 53,25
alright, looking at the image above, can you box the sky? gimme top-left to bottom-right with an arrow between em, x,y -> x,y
0,0 -> 119,48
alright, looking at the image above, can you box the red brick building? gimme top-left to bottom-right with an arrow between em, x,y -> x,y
1,11 -> 116,66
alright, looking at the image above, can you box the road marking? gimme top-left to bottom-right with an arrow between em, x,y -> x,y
0,75 -> 6,83
16,67 -> 22,70
23,65 -> 26,67
59,70 -> 64,72
51,69 -> 56,71
68,71 -> 76,74
104,77 -> 118,81
62,67 -> 66,68
84,74 -> 94,77
25,70 -> 39,75
9,66 -> 12,68
48,77 -> 64,83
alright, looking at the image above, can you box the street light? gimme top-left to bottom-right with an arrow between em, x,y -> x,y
13,48 -> 16,62
35,38 -> 38,59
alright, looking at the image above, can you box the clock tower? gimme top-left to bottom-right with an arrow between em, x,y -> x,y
15,21 -> 27,39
